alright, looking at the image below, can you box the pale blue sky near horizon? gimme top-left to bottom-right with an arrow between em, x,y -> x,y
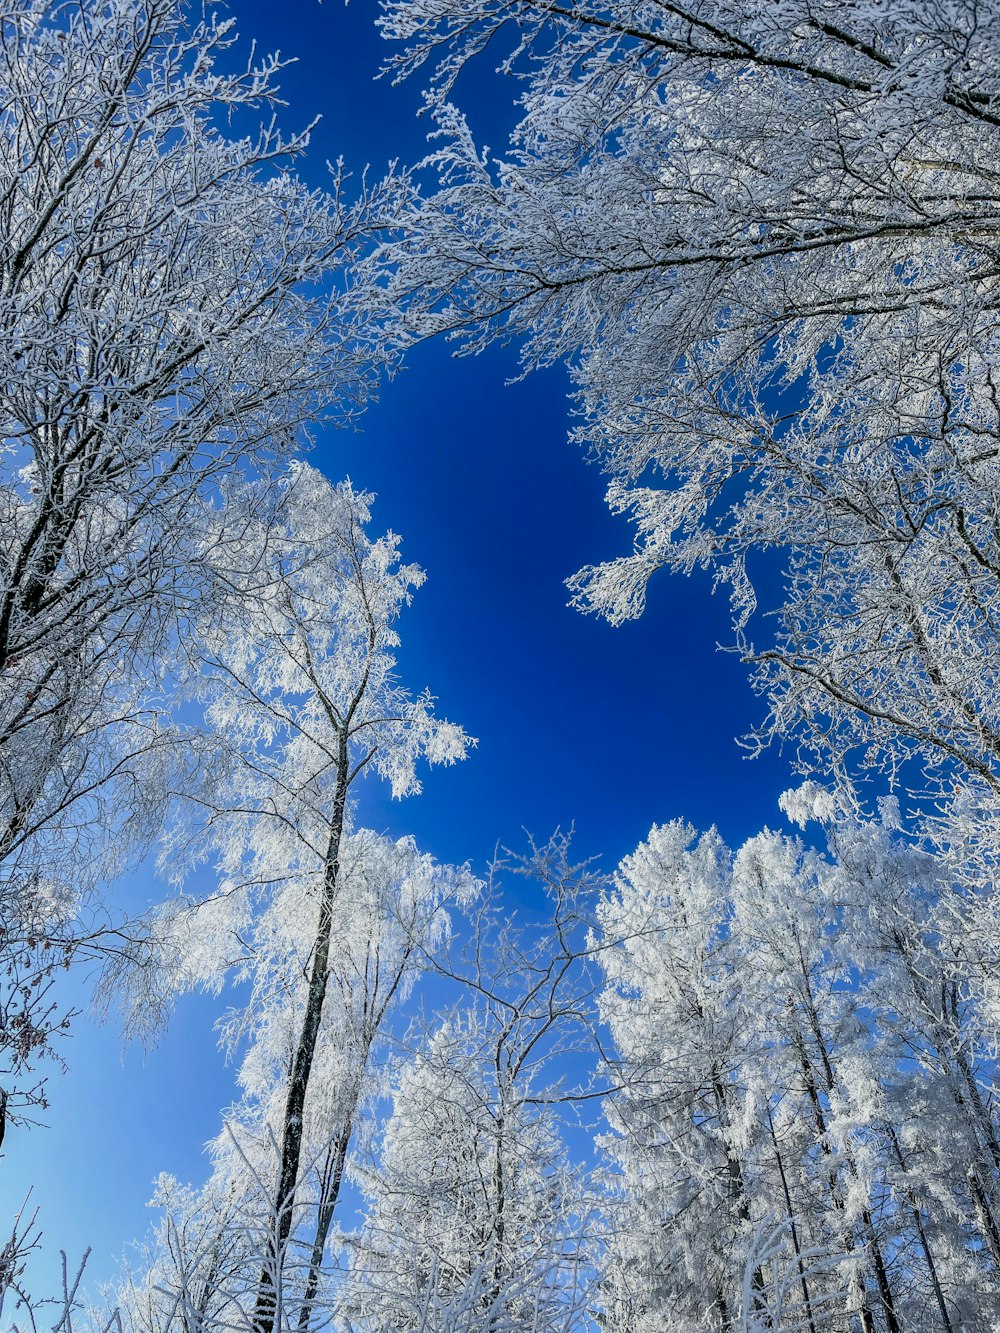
1,0 -> 802,1309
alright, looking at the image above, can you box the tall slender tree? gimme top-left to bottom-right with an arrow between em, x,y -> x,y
120,828 -> 473,1333
121,466 -> 471,1333
347,835 -> 602,1333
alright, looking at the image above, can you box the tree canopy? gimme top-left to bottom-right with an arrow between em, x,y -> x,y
3,3 -> 1000,1332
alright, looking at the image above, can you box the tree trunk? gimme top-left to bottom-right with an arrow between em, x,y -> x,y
767,1107 -> 817,1333
253,741 -> 349,1333
295,1126 -> 352,1333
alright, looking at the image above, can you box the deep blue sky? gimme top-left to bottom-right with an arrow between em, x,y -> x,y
3,0 -> 799,1304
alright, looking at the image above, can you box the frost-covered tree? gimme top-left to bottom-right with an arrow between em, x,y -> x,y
122,467 -> 471,1333
348,1015 -> 593,1333
785,785 -> 1000,1329
120,830 -> 474,1333
596,807 -> 1000,1332
0,0 -> 395,1131
347,835 -> 603,1333
373,0 -> 1000,860
596,821 -> 779,1332
729,825 -> 903,1332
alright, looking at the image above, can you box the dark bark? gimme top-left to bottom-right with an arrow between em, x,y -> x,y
253,739 -> 350,1333
294,1127 -> 352,1333
767,1106 -> 817,1333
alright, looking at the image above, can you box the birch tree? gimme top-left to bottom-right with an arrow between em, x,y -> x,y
120,830 -> 474,1333
122,466 -> 471,1333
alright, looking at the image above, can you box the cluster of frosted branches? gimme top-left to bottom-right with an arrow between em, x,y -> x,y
369,0 -> 1000,869
0,0 -> 399,1128
118,836 -> 604,1333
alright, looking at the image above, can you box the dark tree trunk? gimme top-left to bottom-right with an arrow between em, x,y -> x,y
253,741 -> 349,1333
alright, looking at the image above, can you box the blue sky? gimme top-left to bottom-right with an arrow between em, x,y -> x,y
2,0 -> 799,1304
